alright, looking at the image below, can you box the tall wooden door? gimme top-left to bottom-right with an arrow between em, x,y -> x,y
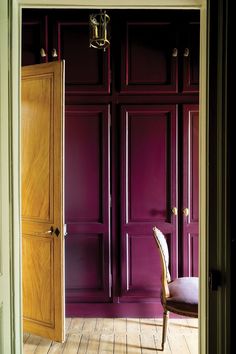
21,61 -> 65,341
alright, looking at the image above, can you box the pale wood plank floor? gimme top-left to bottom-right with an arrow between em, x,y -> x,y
23,317 -> 198,353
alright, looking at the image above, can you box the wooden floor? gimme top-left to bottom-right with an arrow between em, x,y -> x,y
23,317 -> 198,353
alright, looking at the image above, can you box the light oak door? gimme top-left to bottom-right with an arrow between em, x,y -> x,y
21,61 -> 65,341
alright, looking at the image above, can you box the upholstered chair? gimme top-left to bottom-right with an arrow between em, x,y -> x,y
152,226 -> 198,350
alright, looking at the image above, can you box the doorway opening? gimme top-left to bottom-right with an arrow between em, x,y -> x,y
20,3 -> 206,352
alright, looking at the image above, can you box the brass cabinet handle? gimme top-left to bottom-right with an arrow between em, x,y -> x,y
40,48 -> 47,58
183,207 -> 189,216
51,48 -> 58,58
172,48 -> 178,57
171,207 -> 178,216
183,48 -> 190,57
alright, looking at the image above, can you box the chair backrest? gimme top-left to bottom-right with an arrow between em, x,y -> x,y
152,226 -> 171,298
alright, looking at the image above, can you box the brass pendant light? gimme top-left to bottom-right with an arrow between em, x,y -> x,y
89,10 -> 110,51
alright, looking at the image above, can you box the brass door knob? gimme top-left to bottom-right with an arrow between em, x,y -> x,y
171,207 -> 178,216
183,208 -> 189,216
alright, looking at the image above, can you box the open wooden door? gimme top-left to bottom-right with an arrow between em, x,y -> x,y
21,61 -> 65,342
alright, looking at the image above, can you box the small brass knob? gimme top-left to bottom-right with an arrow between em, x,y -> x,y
51,48 -> 58,58
40,48 -> 46,58
183,208 -> 189,216
183,48 -> 190,57
171,207 -> 178,216
172,48 -> 178,57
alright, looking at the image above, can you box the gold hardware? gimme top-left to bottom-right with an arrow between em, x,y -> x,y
89,10 -> 110,51
183,48 -> 190,57
183,207 -> 189,216
171,207 -> 178,216
172,48 -> 178,57
51,48 -> 58,58
40,48 -> 46,57
34,226 -> 54,236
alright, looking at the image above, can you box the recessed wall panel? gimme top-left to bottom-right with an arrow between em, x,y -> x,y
65,233 -> 103,291
65,107 -> 108,223
23,235 -> 54,327
21,75 -> 53,223
121,21 -> 177,93
190,111 -> 199,222
122,105 -> 177,224
57,21 -> 110,93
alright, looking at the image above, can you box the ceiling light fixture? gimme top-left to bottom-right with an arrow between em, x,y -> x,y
89,10 -> 110,51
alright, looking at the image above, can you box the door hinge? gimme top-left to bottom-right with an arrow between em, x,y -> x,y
209,270 -> 222,291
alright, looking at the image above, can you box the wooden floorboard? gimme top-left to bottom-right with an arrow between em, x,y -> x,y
23,317 -> 198,353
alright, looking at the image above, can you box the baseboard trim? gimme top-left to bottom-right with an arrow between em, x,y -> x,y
66,302 -> 165,317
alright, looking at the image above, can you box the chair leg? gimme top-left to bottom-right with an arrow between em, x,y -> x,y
161,309 -> 169,350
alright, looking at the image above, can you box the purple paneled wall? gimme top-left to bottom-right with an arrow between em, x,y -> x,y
22,9 -> 199,317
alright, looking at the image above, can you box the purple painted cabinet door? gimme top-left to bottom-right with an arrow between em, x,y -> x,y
22,10 -> 49,66
182,105 -> 199,276
119,105 -> 178,301
120,17 -> 178,94
182,19 -> 200,93
52,11 -> 110,95
65,105 -> 111,302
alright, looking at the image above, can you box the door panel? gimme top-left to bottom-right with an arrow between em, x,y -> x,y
120,105 -> 178,300
21,75 -> 53,222
182,20 -> 200,93
22,10 -> 48,66
23,236 -> 54,325
120,20 -> 178,94
65,105 -> 111,302
53,12 -> 110,94
21,61 -> 65,341
182,105 -> 199,276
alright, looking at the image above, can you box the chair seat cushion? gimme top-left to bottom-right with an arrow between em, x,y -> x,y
165,277 -> 198,315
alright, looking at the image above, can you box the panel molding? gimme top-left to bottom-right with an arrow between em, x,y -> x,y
65,104 -> 111,303
23,234 -> 55,328
188,232 -> 198,277
122,232 -> 174,299
65,105 -> 110,224
188,109 -> 199,223
22,11 -> 48,65
120,20 -> 178,93
21,74 -> 54,224
121,105 -> 178,225
57,20 -> 110,94
65,232 -> 111,302
182,104 -> 199,277
182,20 -> 200,93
